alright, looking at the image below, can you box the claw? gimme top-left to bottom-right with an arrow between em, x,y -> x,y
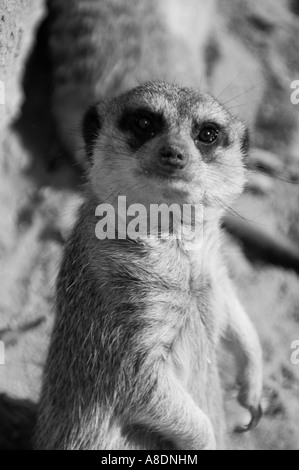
235,405 -> 263,434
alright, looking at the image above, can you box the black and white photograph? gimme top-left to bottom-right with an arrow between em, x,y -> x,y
0,0 -> 299,452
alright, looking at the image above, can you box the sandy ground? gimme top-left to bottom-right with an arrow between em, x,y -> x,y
0,0 -> 299,450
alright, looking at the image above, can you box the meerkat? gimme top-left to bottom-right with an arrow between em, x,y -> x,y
34,81 -> 263,450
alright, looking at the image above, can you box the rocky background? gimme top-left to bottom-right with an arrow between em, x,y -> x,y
0,0 -> 298,450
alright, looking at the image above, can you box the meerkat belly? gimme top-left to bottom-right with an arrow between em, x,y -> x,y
169,293 -> 215,384
168,286 -> 224,435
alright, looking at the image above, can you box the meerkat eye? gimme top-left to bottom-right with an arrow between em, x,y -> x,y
132,116 -> 155,139
137,117 -> 152,130
196,125 -> 220,145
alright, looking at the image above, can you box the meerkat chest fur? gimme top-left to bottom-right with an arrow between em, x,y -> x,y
142,226 -> 226,389
84,197 -> 226,391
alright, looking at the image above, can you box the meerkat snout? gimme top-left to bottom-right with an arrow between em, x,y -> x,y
159,143 -> 189,171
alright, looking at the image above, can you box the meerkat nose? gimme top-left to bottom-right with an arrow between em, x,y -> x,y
159,145 -> 189,170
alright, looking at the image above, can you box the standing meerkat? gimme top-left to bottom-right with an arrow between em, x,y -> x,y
34,81 -> 263,450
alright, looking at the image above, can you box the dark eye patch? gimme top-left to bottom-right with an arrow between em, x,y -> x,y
118,107 -> 165,149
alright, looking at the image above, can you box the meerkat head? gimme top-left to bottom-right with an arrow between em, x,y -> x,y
83,81 -> 248,213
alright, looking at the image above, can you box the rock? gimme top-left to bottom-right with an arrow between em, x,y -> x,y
0,0 -> 44,140
0,394 -> 36,450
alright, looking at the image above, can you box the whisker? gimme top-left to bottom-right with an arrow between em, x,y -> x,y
220,80 -> 265,106
226,100 -> 261,110
125,69 -> 142,86
216,71 -> 243,100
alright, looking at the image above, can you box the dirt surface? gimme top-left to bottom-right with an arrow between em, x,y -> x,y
0,0 -> 298,450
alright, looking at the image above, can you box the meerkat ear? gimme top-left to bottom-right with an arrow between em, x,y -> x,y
82,105 -> 102,162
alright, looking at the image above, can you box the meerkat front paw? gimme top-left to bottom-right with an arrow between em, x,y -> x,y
224,296 -> 264,434
235,363 -> 263,433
